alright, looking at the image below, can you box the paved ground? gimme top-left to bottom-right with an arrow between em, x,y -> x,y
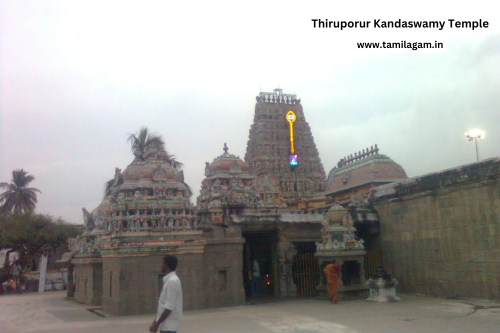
1,291 -> 500,333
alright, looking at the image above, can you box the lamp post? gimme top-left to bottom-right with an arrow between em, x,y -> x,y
465,129 -> 485,162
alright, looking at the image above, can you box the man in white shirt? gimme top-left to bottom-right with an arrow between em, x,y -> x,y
150,255 -> 183,333
251,258 -> 260,298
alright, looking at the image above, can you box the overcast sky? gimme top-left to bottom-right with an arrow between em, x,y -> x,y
1,1 -> 499,224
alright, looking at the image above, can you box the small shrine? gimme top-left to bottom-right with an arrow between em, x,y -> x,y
315,202 -> 368,300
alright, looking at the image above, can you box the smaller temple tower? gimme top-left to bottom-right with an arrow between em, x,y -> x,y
197,143 -> 257,225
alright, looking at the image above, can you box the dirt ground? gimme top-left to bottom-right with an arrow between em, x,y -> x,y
1,291 -> 499,333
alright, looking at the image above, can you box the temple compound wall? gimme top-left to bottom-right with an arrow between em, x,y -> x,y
371,157 -> 500,300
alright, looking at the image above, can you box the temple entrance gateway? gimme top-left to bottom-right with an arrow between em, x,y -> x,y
242,231 -> 278,300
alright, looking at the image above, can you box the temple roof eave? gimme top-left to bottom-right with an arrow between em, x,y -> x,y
206,173 -> 254,180
120,182 -> 188,190
324,178 -> 407,196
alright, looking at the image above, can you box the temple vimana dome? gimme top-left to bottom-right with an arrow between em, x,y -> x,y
325,145 -> 408,206
197,143 -> 257,225
68,89 -> 411,315
82,136 -> 196,236
109,145 -> 195,232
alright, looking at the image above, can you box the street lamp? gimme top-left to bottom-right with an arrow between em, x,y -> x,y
465,129 -> 485,162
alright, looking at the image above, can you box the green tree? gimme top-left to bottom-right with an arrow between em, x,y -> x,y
0,213 -> 81,282
0,169 -> 41,215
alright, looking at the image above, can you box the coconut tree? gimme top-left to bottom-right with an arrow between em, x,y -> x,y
165,153 -> 184,170
0,169 -> 42,214
126,127 -> 183,169
127,127 -> 165,160
103,127 -> 186,197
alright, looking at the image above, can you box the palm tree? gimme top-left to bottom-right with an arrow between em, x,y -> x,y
0,169 -> 42,214
127,127 -> 183,169
165,153 -> 184,170
127,127 -> 165,159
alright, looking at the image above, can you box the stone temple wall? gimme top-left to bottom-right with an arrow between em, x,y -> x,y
101,253 -> 206,315
81,227 -> 246,316
370,157 -> 500,300
73,255 -> 103,306
202,227 -> 246,309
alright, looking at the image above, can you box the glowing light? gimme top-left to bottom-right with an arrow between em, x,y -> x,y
464,129 -> 485,162
267,282 -> 270,285
465,129 -> 485,140
289,154 -> 298,166
286,111 -> 296,153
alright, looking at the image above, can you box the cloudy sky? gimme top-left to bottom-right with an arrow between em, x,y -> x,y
1,1 -> 499,224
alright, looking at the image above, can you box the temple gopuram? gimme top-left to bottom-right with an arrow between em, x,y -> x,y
245,89 -> 327,203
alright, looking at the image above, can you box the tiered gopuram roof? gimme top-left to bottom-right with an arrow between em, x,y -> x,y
244,89 -> 326,202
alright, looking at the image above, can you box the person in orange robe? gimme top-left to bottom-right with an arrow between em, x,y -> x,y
323,259 -> 340,304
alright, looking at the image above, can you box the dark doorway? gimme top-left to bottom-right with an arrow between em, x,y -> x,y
242,231 -> 278,300
341,260 -> 361,286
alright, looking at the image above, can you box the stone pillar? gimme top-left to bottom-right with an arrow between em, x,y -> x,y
277,241 -> 297,298
67,264 -> 74,298
38,254 -> 48,293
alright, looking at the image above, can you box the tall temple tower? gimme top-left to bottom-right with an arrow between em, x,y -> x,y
245,89 -> 326,203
